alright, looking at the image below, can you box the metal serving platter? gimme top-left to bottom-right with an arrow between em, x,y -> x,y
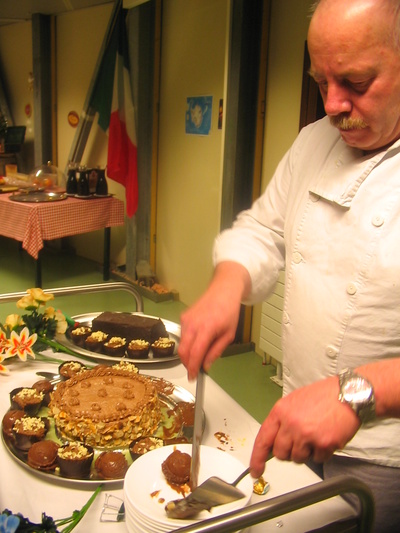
56,312 -> 181,364
9,191 -> 67,203
2,374 -> 200,486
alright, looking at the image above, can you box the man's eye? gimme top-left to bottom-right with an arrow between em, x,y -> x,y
346,80 -> 372,93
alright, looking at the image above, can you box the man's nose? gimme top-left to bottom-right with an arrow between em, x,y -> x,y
323,84 -> 352,116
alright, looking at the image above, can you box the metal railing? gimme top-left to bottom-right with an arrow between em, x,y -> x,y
0,281 -> 144,313
170,475 -> 374,533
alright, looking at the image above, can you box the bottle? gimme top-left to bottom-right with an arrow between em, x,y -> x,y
76,166 -> 90,196
95,168 -> 108,196
66,162 -> 78,195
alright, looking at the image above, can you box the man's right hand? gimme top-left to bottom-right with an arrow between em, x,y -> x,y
178,262 -> 251,380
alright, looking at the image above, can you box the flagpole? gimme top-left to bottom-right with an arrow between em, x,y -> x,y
64,0 -> 122,173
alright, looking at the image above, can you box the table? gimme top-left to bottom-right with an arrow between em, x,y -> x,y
0,355 -> 356,532
0,193 -> 125,286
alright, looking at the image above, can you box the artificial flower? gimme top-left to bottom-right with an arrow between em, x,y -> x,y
0,288 -> 81,374
16,294 -> 38,310
4,314 -> 24,330
44,307 -> 68,335
0,484 -> 102,532
28,288 -> 54,304
6,327 -> 37,362
0,512 -> 20,533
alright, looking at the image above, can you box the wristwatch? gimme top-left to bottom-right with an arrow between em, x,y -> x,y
338,368 -> 376,424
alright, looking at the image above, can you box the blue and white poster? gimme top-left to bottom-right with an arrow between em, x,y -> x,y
185,96 -> 212,135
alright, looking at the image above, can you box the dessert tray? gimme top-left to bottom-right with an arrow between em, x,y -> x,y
2,373 -> 201,486
9,191 -> 67,202
56,312 -> 181,364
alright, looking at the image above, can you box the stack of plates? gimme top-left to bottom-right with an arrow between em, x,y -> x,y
123,443 -> 253,533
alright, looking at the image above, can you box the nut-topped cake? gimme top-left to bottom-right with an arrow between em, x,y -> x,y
49,366 -> 161,448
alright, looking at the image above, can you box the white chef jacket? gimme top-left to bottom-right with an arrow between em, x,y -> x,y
214,116 -> 400,467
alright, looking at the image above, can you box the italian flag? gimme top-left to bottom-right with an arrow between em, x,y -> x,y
90,6 -> 138,217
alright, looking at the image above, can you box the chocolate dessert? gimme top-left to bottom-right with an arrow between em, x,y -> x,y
126,339 -> 150,359
92,312 -> 168,343
49,366 -> 161,448
27,440 -> 59,471
95,451 -> 129,479
59,360 -> 87,380
70,326 -> 92,346
151,338 -> 175,358
10,387 -> 44,416
12,416 -> 49,451
32,379 -> 54,406
2,409 -> 25,437
161,449 -> 191,485
84,331 -> 108,353
57,442 -> 94,479
103,336 -> 126,357
129,436 -> 163,461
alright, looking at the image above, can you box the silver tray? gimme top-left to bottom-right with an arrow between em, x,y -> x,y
9,191 -> 67,203
2,373 -> 200,486
56,312 -> 181,364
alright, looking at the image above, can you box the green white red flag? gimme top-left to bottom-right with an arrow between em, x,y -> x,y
90,6 -> 138,217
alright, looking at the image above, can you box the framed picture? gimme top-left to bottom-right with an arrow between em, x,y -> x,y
185,96 -> 213,135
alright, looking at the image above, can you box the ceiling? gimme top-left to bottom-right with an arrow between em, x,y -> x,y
0,0 -> 114,27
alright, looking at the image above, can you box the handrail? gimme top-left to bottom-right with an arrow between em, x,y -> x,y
170,475 -> 374,533
0,281 -> 144,313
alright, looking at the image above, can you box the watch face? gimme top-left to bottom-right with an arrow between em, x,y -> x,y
343,377 -> 372,402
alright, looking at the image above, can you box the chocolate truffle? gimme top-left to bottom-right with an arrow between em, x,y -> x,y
161,449 -> 191,485
95,451 -> 129,479
2,410 -> 25,437
27,440 -> 59,471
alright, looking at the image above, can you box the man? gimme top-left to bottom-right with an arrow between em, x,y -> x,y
178,0 -> 400,530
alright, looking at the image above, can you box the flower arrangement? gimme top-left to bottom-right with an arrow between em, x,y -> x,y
0,485 -> 102,533
0,288 -> 77,375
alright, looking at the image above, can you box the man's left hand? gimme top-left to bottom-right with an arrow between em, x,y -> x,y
249,376 -> 361,477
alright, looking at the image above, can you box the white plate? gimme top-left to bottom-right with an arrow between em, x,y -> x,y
123,444 -> 252,528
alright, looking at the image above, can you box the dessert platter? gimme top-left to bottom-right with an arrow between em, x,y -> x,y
56,312 -> 181,364
2,362 -> 202,485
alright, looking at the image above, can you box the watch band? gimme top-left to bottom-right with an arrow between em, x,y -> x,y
338,368 -> 376,424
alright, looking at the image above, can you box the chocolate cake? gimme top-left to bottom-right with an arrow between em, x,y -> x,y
92,312 -> 168,344
49,365 -> 161,448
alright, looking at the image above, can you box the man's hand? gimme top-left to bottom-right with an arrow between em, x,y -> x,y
250,376 -> 361,477
178,262 -> 251,380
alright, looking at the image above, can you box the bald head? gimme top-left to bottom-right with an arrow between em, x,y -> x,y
310,0 -> 400,50
307,0 -> 400,150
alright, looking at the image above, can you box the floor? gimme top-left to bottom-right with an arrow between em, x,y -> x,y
0,236 -> 282,423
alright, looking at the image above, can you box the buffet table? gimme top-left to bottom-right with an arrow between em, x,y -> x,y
0,355 -> 356,532
0,193 -> 124,286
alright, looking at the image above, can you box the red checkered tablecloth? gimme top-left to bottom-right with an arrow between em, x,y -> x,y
0,193 -> 125,259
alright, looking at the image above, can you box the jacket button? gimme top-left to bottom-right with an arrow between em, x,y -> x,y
347,282 -> 357,295
293,251 -> 302,264
372,215 -> 384,227
326,345 -> 338,358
